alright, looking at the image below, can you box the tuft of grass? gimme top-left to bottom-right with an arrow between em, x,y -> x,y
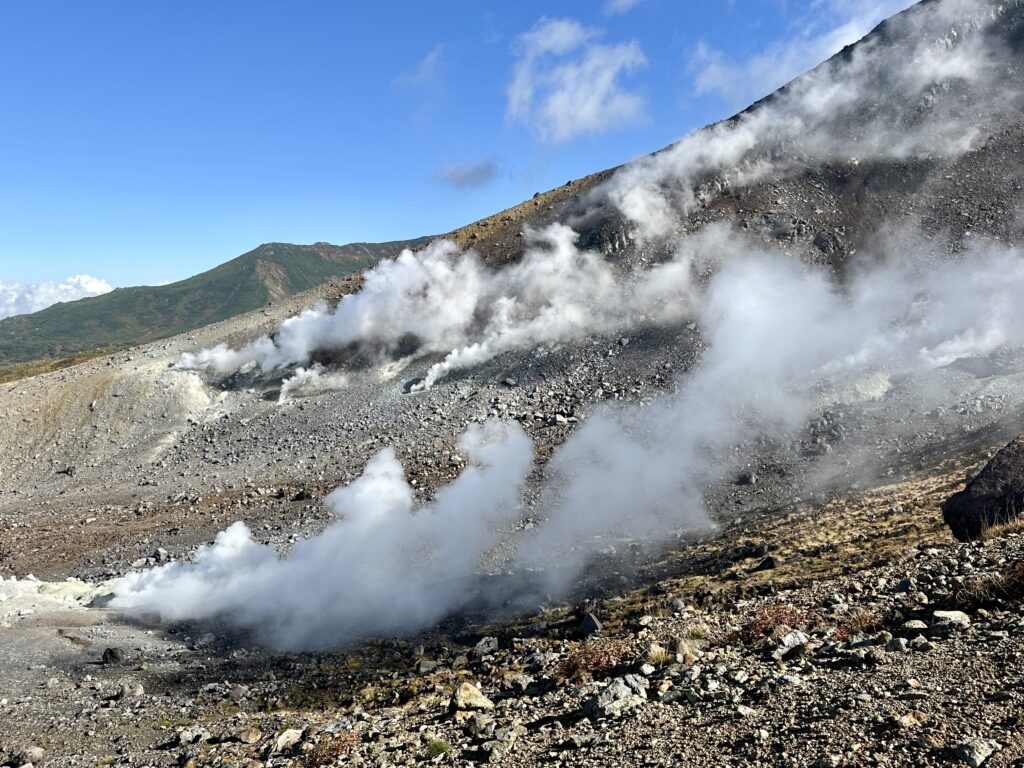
681,620 -> 714,641
301,733 -> 361,767
980,517 -> 1024,540
833,606 -> 884,642
557,639 -> 633,683
427,739 -> 453,758
645,642 -> 675,667
955,562 -> 1024,608
739,604 -> 816,644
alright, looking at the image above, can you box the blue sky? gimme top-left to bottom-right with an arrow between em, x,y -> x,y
0,0 -> 912,297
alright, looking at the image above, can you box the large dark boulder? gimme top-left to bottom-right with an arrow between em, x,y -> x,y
943,438 -> 1024,541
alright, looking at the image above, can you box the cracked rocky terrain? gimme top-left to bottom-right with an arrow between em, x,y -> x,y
4,0 -> 1024,765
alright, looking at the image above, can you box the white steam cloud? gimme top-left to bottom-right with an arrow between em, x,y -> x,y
112,0 -> 1024,649
177,223 -> 713,388
604,0 -> 1022,240
277,364 -> 349,404
115,233 -> 1024,648
690,0 -> 916,109
179,0 -> 1022,387
114,419 -> 533,650
0,274 -> 114,319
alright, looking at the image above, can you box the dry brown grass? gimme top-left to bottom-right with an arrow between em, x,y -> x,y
979,517 -> 1024,540
833,606 -> 884,642
955,562 -> 1024,608
644,642 -> 675,667
557,639 -> 633,683
301,732 -> 361,767
739,604 -> 817,644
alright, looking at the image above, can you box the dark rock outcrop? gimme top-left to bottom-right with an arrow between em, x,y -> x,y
943,438 -> 1024,541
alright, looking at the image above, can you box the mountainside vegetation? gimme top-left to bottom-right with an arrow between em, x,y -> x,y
0,238 -> 430,368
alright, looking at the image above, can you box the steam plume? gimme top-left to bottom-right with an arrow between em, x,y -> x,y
178,223 -> 711,388
600,0 -> 1022,240
113,0 -> 1024,648
115,233 -> 1024,648
113,419 -> 533,650
278,364 -> 349,403
178,0 -> 1021,390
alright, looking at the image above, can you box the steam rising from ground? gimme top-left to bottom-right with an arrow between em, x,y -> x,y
178,223 -> 712,388
516,239 -> 1024,585
278,364 -> 349,403
115,420 -> 533,650
602,0 -> 1022,239
115,234 -> 1024,648
114,0 -> 1024,648
178,0 -> 1021,390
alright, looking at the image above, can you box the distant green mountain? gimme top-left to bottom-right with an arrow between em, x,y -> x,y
0,238 -> 431,369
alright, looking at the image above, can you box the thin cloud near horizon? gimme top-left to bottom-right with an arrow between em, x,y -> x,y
436,159 -> 500,189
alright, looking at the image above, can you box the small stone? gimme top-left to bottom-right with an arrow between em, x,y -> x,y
16,747 -> 44,766
237,728 -> 262,745
473,636 -> 499,659
584,675 -> 647,719
450,682 -> 494,712
178,726 -> 209,746
101,647 -> 124,665
899,620 -> 929,637
752,555 -> 781,572
579,613 -> 602,638
955,738 -> 1000,767
227,685 -> 249,701
273,728 -> 304,754
895,712 -> 923,729
894,578 -> 915,593
118,682 -> 145,699
865,648 -> 887,665
908,636 -> 935,652
932,610 -> 971,633
886,637 -> 909,652
508,673 -> 534,695
774,629 -> 809,660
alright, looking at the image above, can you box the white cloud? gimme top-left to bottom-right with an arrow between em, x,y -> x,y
0,274 -> 114,320
436,159 -> 499,188
394,43 -> 446,88
690,0 -> 915,108
605,0 -> 648,15
507,17 -> 648,143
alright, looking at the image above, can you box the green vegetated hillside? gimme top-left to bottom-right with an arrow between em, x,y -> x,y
0,238 -> 431,368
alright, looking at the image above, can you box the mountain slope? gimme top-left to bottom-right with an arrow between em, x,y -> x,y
6,1 -> 1024,764
0,238 -> 431,368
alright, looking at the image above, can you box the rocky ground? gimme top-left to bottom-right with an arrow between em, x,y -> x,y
3,452 -> 1024,767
